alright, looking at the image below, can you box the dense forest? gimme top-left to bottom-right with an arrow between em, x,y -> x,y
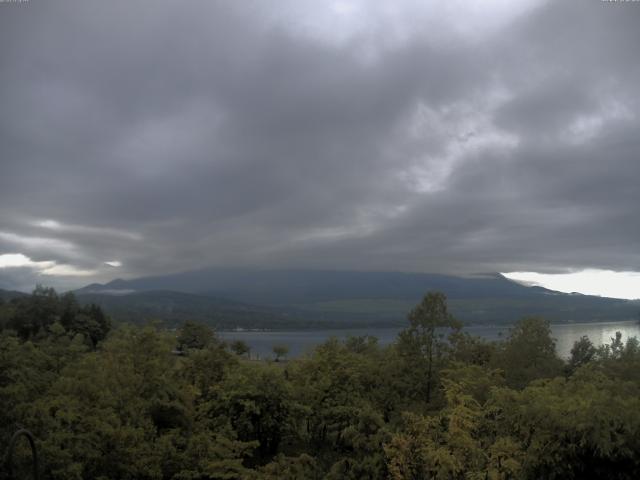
2,288 -> 640,479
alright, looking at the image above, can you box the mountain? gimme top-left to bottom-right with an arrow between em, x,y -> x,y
77,268 -> 562,302
76,268 -> 640,327
74,290 -> 328,330
0,288 -> 29,302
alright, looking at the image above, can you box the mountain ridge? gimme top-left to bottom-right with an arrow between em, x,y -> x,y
74,268 -> 639,327
78,268 -> 559,302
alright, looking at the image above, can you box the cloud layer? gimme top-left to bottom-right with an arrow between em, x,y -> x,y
1,0 -> 639,291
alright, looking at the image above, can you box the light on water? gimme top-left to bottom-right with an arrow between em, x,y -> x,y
219,320 -> 640,360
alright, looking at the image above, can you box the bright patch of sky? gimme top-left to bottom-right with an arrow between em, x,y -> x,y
503,270 -> 640,300
270,0 -> 545,48
32,219 -> 142,241
0,231 -> 77,256
0,253 -> 97,277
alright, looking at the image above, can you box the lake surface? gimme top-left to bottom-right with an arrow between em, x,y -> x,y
219,320 -> 640,360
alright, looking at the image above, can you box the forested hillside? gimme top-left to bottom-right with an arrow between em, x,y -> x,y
74,290 -> 320,330
2,289 -> 640,479
76,269 -> 639,327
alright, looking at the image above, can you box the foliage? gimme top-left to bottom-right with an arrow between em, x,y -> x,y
177,321 -> 214,351
229,340 -> 250,357
2,288 -> 640,479
396,292 -> 461,404
568,335 -> 597,373
493,317 -> 564,388
1,286 -> 110,347
272,345 -> 289,361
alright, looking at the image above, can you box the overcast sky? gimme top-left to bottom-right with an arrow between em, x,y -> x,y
1,0 -> 639,297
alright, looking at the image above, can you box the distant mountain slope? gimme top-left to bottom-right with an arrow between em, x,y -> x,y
74,290 -> 324,330
78,268 -> 556,304
76,269 -> 640,327
0,289 -> 29,302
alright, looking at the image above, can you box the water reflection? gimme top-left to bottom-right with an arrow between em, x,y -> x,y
219,320 -> 640,360
552,321 -> 640,358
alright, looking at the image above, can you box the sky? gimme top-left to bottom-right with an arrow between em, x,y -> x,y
1,0 -> 639,298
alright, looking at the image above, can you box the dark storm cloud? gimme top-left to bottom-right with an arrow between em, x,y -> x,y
1,0 -> 639,290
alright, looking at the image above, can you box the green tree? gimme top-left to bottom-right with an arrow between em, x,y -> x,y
344,335 -> 379,355
598,331 -> 625,360
213,364 -> 296,464
494,317 -> 563,388
273,345 -> 289,362
490,371 -> 640,479
0,331 -> 61,460
4,288 -> 110,348
32,326 -> 254,480
181,342 -> 235,399
397,292 -> 460,403
66,304 -> 111,348
257,454 -> 321,480
385,379 -> 503,480
449,330 -> 496,367
177,320 -> 214,351
9,285 -> 59,340
568,335 -> 596,373
230,339 -> 251,357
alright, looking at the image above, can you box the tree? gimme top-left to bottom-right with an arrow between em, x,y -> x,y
449,330 -> 496,367
568,335 -> 596,373
273,345 -> 289,362
59,291 -> 79,331
31,325 -> 255,480
397,292 -> 460,403
490,372 -> 640,479
3,289 -> 110,348
64,303 -> 111,348
177,320 -> 214,351
494,317 -> 563,389
258,454 -> 321,480
230,339 -> 251,357
594,334 -> 640,383
385,378 -> 518,480
611,331 -> 624,359
344,335 -> 378,354
215,365 -> 295,463
9,285 -> 59,340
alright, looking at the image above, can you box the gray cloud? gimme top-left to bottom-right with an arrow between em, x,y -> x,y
1,0 -> 639,290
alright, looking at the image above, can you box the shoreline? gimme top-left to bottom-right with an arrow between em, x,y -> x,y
217,318 -> 640,334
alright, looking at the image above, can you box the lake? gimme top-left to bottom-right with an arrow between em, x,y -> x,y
219,320 -> 640,360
